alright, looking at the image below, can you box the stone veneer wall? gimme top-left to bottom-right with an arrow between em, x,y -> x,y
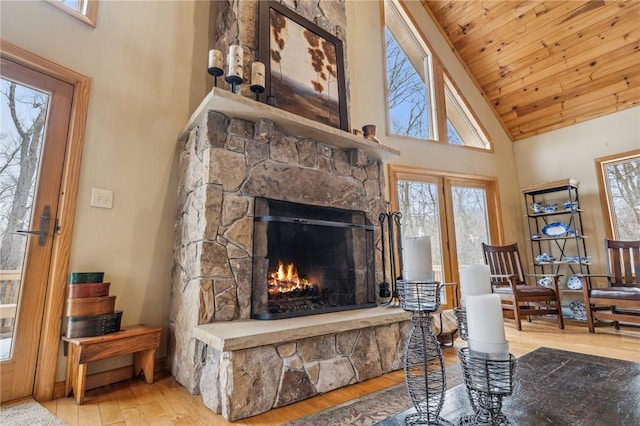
168,110 -> 396,397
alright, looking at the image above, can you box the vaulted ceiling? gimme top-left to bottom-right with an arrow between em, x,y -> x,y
420,0 -> 640,141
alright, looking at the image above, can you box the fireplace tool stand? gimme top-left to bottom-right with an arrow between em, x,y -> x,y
397,280 -> 452,426
379,211 -> 403,306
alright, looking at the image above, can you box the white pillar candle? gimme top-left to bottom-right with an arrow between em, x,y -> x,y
227,45 -> 244,80
459,264 -> 492,307
250,61 -> 265,89
402,236 -> 434,281
208,49 -> 223,70
466,294 -> 509,358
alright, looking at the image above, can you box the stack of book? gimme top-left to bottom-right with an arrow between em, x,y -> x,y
65,272 -> 122,338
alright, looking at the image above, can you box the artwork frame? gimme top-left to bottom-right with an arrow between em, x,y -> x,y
258,1 -> 349,132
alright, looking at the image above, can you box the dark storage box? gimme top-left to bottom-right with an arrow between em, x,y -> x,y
66,310 -> 122,338
69,272 -> 105,284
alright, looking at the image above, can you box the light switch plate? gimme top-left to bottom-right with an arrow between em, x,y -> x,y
91,188 -> 113,209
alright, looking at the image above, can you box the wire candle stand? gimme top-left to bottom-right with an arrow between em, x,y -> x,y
457,347 -> 515,426
397,280 -> 452,426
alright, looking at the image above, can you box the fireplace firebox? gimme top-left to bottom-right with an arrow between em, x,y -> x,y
251,198 -> 376,320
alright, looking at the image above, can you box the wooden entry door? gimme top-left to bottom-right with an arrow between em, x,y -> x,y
0,54 -> 73,402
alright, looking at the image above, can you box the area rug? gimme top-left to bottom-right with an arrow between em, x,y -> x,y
283,363 -> 462,426
380,347 -> 640,426
288,347 -> 640,426
0,397 -> 67,426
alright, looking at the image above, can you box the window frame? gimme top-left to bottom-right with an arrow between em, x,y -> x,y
382,0 -> 492,151
45,0 -> 98,28
595,149 -> 640,239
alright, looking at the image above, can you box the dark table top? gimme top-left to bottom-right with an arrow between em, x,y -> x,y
380,347 -> 640,426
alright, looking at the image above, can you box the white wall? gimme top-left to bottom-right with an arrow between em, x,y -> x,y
1,0 -> 210,380
514,106 -> 640,269
346,1 -> 524,246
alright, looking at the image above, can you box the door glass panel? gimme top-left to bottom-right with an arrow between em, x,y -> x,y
0,78 -> 49,360
396,179 -> 444,298
451,185 -> 490,267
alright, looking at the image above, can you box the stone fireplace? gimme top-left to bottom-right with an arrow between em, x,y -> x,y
167,0 -> 411,421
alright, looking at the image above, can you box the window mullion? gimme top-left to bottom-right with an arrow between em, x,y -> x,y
431,61 -> 447,143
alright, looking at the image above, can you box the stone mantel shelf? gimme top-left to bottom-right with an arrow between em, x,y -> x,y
179,88 -> 400,162
193,306 -> 410,352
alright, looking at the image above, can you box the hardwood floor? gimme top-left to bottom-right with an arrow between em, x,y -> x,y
43,322 -> 639,425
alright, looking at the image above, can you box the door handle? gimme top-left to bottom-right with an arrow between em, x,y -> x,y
13,205 -> 50,246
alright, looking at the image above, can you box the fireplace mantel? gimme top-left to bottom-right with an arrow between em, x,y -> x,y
179,88 -> 400,161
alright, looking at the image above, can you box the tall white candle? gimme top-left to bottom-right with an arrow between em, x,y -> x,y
250,61 -> 265,89
402,236 -> 434,281
459,264 -> 492,306
227,45 -> 244,80
208,49 -> 223,70
466,294 -> 509,358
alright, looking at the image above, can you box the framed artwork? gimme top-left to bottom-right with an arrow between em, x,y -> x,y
258,1 -> 348,131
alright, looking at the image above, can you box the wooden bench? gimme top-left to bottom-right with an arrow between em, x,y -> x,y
62,324 -> 162,404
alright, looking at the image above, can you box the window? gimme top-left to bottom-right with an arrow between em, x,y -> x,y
385,6 -> 435,139
384,0 -> 491,150
444,74 -> 490,149
45,0 -> 98,27
389,165 -> 502,309
595,149 -> 640,240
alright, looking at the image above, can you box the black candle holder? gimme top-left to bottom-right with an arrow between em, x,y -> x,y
458,347 -> 515,425
250,84 -> 265,101
226,75 -> 243,94
208,66 -> 223,87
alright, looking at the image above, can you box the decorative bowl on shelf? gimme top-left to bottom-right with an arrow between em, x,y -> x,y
537,276 -> 553,287
567,275 -> 582,290
542,222 -> 570,237
531,233 -> 541,239
536,253 -> 556,263
563,201 -> 579,210
544,203 -> 559,212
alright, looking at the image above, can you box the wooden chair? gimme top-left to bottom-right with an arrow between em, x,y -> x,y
482,243 -> 564,331
579,239 -> 640,333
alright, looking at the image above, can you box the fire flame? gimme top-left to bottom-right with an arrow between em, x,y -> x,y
268,260 -> 312,295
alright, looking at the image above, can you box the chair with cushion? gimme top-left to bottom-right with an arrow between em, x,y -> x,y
579,239 -> 640,333
482,242 -> 564,331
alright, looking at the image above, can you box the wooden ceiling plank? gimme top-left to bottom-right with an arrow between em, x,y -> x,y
474,3 -> 638,85
420,0 -> 458,18
506,98 -> 639,139
504,68 -> 640,128
511,78 -> 631,121
438,2 -> 537,47
456,1 -> 591,64
485,37 -> 639,105
469,1 -> 636,83
492,48 -> 640,115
